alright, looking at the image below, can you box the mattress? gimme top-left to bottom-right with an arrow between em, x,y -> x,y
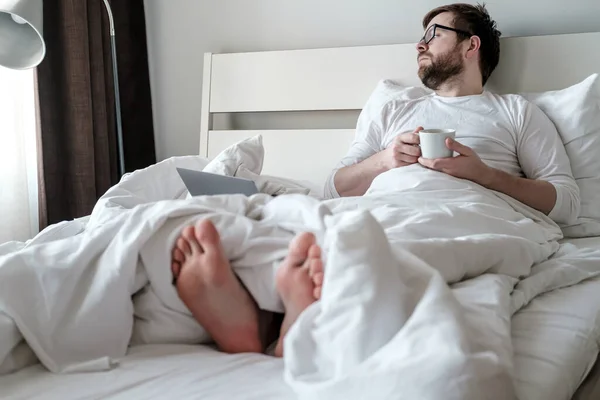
2,237 -> 600,400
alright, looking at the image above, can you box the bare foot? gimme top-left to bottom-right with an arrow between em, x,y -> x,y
274,232 -> 324,357
171,219 -> 262,354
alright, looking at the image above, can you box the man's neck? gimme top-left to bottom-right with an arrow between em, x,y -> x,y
434,74 -> 484,97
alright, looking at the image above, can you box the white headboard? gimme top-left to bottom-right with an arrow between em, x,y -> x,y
200,32 -> 600,186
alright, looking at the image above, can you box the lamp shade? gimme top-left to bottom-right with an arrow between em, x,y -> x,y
0,0 -> 45,69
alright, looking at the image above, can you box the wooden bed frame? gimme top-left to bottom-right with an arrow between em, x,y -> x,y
199,31 -> 600,188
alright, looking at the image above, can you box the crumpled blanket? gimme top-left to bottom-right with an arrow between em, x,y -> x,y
1,135 -> 599,400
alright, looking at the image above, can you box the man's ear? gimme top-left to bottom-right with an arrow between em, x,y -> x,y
465,36 -> 481,59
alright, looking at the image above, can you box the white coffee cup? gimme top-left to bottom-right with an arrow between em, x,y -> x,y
419,129 -> 456,159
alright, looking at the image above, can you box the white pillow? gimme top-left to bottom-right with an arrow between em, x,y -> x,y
202,134 -> 264,176
362,79 -> 432,113
184,135 -> 264,199
235,166 -> 311,196
521,74 -> 600,237
185,135 -> 317,198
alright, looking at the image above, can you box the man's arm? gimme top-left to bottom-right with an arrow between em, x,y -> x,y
323,103 -> 384,199
481,164 -> 556,214
333,128 -> 423,197
417,138 -> 558,214
324,94 -> 425,199
513,102 -> 580,224
333,152 -> 390,197
419,112 -> 580,225
419,101 -> 580,225
323,141 -> 379,199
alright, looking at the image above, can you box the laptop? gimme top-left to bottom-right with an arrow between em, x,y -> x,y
176,167 -> 259,197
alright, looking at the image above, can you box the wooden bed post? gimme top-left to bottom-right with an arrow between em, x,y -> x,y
199,52 -> 213,158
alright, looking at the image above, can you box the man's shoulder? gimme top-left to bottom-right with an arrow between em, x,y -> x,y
484,91 -> 555,136
484,92 -> 538,123
486,91 -> 532,108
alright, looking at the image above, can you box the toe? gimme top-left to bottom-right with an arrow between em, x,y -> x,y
172,248 -> 186,263
195,220 -> 221,247
177,237 -> 192,257
313,271 -> 324,286
308,244 -> 321,259
314,286 -> 322,300
308,256 -> 323,276
171,261 -> 181,281
195,220 -> 228,262
182,226 -> 202,254
288,232 -> 316,266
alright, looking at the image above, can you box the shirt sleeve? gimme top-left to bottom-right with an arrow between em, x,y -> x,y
516,100 -> 581,225
323,102 -> 387,199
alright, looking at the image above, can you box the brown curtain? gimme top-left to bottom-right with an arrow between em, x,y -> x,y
36,0 -> 156,228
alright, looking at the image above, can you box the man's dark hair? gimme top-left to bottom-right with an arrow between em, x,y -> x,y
422,3 -> 501,86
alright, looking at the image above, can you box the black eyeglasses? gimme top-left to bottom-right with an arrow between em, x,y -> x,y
419,23 -> 472,45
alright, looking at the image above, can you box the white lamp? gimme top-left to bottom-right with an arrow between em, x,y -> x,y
0,0 -> 126,177
0,0 -> 45,69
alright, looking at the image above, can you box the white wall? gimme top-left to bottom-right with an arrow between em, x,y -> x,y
144,0 -> 600,161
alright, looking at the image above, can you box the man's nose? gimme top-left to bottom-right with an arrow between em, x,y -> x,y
416,40 -> 428,53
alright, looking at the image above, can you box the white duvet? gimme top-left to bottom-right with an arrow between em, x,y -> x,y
1,136 -> 599,400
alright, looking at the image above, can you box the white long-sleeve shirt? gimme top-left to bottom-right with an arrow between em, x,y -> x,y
324,90 -> 580,225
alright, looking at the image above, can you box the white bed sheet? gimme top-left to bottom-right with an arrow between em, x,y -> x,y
562,236 -> 600,250
2,237 -> 599,400
1,344 -> 293,400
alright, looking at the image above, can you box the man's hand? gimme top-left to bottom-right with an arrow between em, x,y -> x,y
418,137 -> 559,216
418,138 -> 493,186
380,127 -> 424,169
332,127 -> 425,197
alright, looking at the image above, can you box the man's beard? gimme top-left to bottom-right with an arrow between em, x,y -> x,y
418,47 -> 464,90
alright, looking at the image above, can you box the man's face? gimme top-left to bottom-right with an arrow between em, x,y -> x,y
417,12 -> 465,90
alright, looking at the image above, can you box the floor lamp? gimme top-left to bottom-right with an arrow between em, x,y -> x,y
0,0 -> 126,177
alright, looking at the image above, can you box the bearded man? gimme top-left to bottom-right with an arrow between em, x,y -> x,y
325,3 -> 579,227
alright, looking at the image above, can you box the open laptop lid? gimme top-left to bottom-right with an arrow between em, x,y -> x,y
176,168 -> 259,197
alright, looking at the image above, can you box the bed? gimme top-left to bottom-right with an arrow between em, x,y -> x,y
2,32 -> 600,400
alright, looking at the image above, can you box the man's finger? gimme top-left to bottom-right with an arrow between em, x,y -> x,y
398,144 -> 421,157
447,138 -> 472,156
418,157 -> 451,171
397,154 -> 419,164
418,157 -> 435,169
399,132 -> 420,145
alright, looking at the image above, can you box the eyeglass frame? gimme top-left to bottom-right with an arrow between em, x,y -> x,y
419,23 -> 473,45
